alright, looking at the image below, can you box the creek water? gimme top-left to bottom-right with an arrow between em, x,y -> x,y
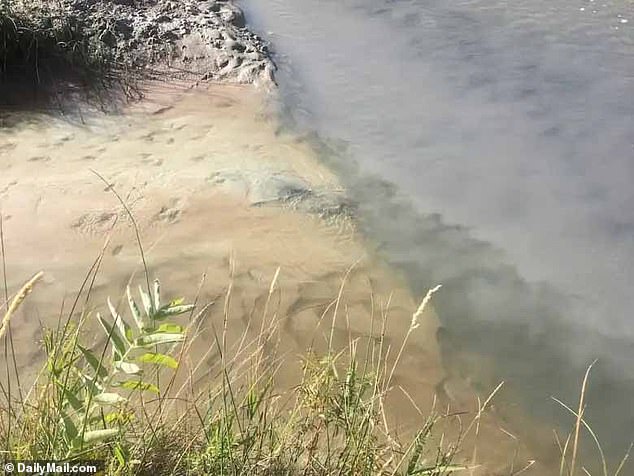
242,0 -> 634,465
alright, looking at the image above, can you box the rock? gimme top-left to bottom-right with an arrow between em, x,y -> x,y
224,39 -> 246,53
203,1 -> 221,13
208,29 -> 222,40
219,4 -> 245,28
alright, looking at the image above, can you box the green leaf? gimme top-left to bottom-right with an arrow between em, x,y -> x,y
134,333 -> 185,347
78,345 -> 108,380
156,323 -> 185,334
127,286 -> 145,332
81,428 -> 119,445
105,412 -> 126,425
94,392 -> 127,405
60,410 -> 78,440
137,353 -> 179,369
153,280 -> 161,312
97,313 -> 128,360
139,286 -> 153,317
118,380 -> 160,394
53,376 -> 85,411
81,373 -> 104,396
114,444 -> 128,467
47,358 -> 63,378
114,360 -> 142,375
62,387 -> 84,412
108,297 -> 134,344
154,304 -> 195,320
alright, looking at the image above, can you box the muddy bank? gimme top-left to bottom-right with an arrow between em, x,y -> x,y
1,0 -> 274,110
85,0 -> 276,84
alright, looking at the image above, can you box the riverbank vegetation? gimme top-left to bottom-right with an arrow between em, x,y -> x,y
0,0 -> 138,104
0,269 -> 469,474
0,253 -> 630,474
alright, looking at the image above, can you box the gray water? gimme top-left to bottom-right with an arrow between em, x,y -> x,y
242,0 -> 634,463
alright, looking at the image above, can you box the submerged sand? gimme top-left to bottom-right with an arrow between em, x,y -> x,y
0,83 -> 552,474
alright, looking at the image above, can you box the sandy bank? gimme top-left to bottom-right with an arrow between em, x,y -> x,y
0,81 -> 441,412
0,82 -> 550,474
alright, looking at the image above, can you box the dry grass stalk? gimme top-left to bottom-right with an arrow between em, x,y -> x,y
0,271 -> 44,342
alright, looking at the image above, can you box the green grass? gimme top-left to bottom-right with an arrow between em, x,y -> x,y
0,269 -> 470,475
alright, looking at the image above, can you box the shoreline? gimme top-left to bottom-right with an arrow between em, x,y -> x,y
0,3 -> 557,473
0,80 -> 551,475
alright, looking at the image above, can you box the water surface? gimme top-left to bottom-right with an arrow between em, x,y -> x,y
242,0 -> 634,464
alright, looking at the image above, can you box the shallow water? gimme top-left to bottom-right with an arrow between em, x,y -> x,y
1,83 -> 550,473
242,0 -> 634,464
